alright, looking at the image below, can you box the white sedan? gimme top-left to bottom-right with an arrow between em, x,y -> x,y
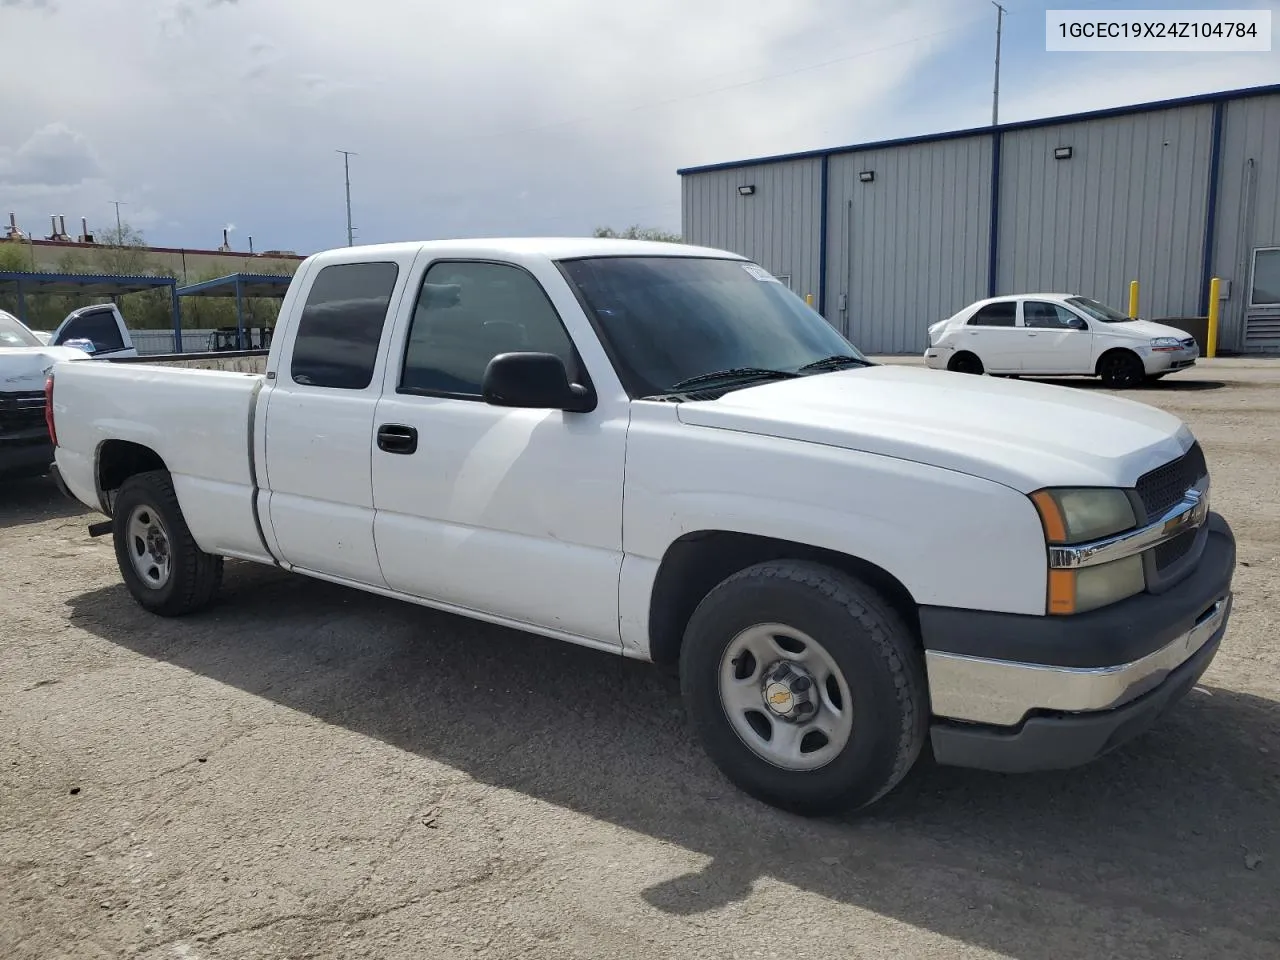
923,293 -> 1200,388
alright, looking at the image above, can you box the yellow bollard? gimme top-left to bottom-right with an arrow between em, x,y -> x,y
1128,280 -> 1139,319
805,293 -> 814,306
1207,277 -> 1221,358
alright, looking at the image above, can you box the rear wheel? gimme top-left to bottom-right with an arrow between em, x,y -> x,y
679,560 -> 928,815
1098,350 -> 1145,389
112,470 -> 223,616
948,352 -> 984,375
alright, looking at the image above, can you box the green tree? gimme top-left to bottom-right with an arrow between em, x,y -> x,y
0,240 -> 35,272
93,222 -> 153,276
593,225 -> 682,243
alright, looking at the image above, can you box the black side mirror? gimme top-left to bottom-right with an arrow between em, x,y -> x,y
1069,318 -> 1089,331
482,352 -> 596,412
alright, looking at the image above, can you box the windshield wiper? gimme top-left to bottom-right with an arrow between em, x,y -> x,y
669,367 -> 800,391
797,354 -> 874,373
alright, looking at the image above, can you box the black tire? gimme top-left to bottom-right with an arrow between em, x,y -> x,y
679,560 -> 928,816
111,469 -> 223,616
1098,350 -> 1145,389
948,352 -> 984,375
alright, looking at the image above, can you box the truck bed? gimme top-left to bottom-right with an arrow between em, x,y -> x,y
52,360 -> 270,562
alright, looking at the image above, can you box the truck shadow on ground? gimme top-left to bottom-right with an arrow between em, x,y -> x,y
0,474 -> 89,530
67,563 -> 1280,959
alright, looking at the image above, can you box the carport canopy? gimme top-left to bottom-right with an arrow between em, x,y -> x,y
0,271 -> 181,347
176,273 -> 293,349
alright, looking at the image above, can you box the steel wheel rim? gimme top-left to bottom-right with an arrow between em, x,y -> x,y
1105,356 -> 1138,386
718,623 -> 854,772
127,504 -> 172,589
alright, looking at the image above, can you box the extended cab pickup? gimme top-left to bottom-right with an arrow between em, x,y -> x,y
46,239 -> 1236,814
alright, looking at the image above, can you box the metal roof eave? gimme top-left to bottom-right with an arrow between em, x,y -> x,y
676,80 -> 1280,176
175,273 -> 293,298
0,271 -> 177,296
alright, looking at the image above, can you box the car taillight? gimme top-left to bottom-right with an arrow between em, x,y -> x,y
44,374 -> 57,446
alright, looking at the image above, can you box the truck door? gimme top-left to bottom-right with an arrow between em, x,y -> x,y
261,255 -> 414,587
370,257 -> 627,645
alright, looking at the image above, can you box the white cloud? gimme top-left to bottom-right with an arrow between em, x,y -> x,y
0,0 -> 1274,252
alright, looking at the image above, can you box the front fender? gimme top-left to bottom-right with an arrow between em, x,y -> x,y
618,414 -> 1048,657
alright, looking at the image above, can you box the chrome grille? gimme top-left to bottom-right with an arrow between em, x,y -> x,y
1135,443 -> 1207,522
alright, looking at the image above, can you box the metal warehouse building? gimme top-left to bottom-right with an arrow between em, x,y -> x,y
678,83 -> 1280,354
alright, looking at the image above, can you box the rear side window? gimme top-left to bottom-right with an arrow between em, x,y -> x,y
968,302 -> 1016,327
290,262 -> 400,389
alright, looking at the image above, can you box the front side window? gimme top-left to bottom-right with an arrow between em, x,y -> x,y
399,260 -> 580,398
1250,248 -> 1280,307
967,302 -> 1017,327
558,256 -> 861,398
0,311 -> 42,348
290,261 -> 400,389
1023,301 -> 1085,329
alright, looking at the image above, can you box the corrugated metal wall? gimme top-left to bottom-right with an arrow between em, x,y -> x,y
826,138 -> 991,353
680,158 -> 823,300
1212,93 -> 1280,350
680,89 -> 1278,354
997,106 -> 1214,319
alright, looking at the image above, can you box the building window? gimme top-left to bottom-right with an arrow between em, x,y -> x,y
1250,248 -> 1280,307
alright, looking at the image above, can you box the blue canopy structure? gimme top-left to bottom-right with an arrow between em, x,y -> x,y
176,273 -> 293,349
0,270 -> 181,349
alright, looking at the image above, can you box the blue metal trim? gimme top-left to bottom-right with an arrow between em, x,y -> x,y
0,270 -> 176,294
818,155 -> 829,317
170,285 -> 183,354
676,82 -> 1280,176
1198,101 -> 1226,316
987,129 -> 1002,298
235,277 -> 245,350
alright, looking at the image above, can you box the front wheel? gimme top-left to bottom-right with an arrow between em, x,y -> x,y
1098,350 -> 1145,389
111,470 -> 223,616
679,560 -> 928,816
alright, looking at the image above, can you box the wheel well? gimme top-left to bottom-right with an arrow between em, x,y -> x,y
948,350 -> 981,370
96,440 -> 167,514
1095,347 -> 1140,375
647,531 -> 919,669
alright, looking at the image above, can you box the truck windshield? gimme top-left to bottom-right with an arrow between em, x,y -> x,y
0,312 -> 43,348
558,256 -> 866,397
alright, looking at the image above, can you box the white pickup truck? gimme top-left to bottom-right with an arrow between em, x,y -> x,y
46,238 -> 1236,814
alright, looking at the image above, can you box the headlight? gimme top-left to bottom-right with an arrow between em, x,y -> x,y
1030,487 -> 1137,544
1030,488 -> 1144,615
1150,337 -> 1181,349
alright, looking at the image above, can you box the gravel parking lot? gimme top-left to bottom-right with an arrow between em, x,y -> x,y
3,360 -> 1278,960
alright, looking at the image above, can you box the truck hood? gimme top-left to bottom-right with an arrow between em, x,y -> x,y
674,365 -> 1194,492
0,346 -> 90,392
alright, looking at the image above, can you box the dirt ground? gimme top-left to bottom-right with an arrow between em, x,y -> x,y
2,359 -> 1277,960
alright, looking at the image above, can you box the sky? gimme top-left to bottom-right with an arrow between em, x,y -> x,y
1,0 -> 1277,255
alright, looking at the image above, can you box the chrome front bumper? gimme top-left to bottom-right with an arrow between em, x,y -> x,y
926,592 -> 1231,727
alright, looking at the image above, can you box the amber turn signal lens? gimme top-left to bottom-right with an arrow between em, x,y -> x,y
1047,569 -> 1076,615
1031,490 -> 1068,544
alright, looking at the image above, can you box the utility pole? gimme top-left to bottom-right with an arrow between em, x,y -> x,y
110,200 -> 126,240
992,1 -> 1007,127
336,149 -> 356,246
